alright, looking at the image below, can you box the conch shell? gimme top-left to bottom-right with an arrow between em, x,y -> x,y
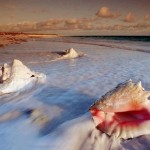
0,59 -> 46,94
89,80 -> 150,139
62,48 -> 84,59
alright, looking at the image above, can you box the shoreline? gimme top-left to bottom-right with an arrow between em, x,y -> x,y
0,36 -> 150,150
0,32 -> 60,48
48,37 -> 150,54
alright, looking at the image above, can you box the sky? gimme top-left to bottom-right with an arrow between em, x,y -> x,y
0,0 -> 150,35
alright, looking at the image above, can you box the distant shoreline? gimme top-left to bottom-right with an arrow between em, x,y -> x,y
0,32 -> 60,48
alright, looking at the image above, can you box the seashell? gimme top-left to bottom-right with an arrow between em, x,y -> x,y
62,48 -> 84,59
89,80 -> 150,139
90,80 -> 150,112
0,59 -> 46,94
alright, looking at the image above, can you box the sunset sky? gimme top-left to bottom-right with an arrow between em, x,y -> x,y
0,0 -> 150,35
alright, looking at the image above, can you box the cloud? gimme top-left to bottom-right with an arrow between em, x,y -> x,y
0,17 -> 149,34
95,23 -> 150,32
133,22 -> 150,31
0,22 -> 37,32
36,19 -> 64,30
64,18 -> 94,30
96,24 -> 126,31
0,18 -> 95,32
96,6 -> 120,19
144,14 -> 150,21
123,12 -> 136,23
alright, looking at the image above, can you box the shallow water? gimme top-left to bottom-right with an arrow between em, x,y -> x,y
0,37 -> 150,150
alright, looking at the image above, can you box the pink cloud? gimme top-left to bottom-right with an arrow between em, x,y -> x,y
64,18 -> 94,30
0,22 -> 37,32
144,14 -> 150,21
95,23 -> 150,32
0,18 -> 94,32
0,18 -> 149,34
123,12 -> 136,23
96,24 -> 125,31
96,6 -> 120,19
36,19 -> 64,30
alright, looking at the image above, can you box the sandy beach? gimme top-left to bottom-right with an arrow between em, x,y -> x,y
0,0 -> 150,149
0,33 -> 28,47
0,32 -> 59,48
0,36 -> 150,150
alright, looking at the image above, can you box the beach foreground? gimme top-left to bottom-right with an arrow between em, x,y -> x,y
0,36 -> 150,150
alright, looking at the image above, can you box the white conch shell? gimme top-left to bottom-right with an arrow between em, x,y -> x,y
89,80 -> 150,139
0,59 -> 46,94
62,48 -> 84,59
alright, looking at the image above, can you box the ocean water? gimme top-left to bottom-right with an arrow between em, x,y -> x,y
71,36 -> 150,42
0,36 -> 150,150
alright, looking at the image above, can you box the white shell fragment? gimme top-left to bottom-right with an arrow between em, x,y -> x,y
0,59 -> 46,94
89,80 -> 150,139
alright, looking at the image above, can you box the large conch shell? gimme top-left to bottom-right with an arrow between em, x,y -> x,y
89,80 -> 150,139
0,59 -> 46,94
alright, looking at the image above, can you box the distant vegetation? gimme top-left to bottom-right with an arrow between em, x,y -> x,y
0,32 -> 60,47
